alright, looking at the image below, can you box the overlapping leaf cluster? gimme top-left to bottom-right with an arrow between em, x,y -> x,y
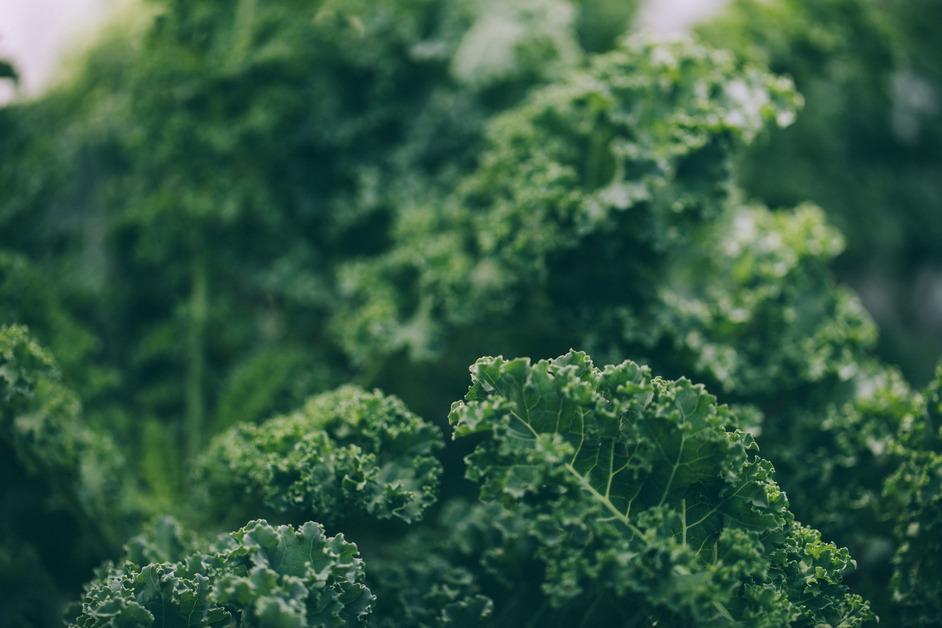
327,33 -> 910,617
333,39 -> 801,367
1,0 -> 940,625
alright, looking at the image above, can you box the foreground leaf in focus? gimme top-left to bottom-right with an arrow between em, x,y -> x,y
450,351 -> 873,625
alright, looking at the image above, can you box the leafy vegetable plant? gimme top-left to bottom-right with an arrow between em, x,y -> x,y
195,386 -> 443,528
449,351 -> 872,626
68,518 -> 373,627
1,0 -> 939,625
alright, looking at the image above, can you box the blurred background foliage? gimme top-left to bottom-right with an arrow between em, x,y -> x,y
1,1 -> 638,621
0,0 -> 940,625
699,0 -> 942,384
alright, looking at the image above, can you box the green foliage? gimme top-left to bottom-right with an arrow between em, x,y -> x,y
884,362 -> 942,625
328,38 -> 902,619
0,325 -> 135,539
699,0 -> 942,382
363,500 -> 501,627
196,386 -> 443,528
1,0 -> 940,624
68,518 -> 373,628
627,204 -> 874,396
2,1 -> 615,620
334,38 -> 801,367
449,351 -> 872,626
0,325 -> 138,625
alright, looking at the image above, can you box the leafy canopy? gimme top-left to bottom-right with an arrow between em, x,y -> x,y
2,0 -> 940,623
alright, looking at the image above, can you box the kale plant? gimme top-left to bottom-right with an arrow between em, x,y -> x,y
0,0 -> 939,625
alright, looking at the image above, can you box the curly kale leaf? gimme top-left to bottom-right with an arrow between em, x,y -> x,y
332,37 -> 801,366
450,351 -> 873,626
591,201 -> 907,618
0,325 -> 134,541
68,519 -> 373,628
760,362 -> 916,612
885,362 -> 942,626
613,203 -> 875,396
699,0 -> 942,383
196,385 -> 443,527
